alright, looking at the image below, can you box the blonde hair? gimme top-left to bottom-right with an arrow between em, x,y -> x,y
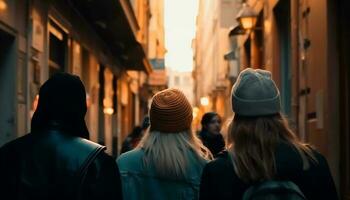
137,129 -> 212,180
228,113 -> 317,183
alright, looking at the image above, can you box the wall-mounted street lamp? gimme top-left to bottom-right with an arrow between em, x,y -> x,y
236,3 -> 258,30
226,25 -> 246,81
227,23 -> 246,60
235,2 -> 263,68
229,25 -> 246,38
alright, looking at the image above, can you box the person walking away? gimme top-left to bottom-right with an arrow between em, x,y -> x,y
120,116 -> 150,154
0,73 -> 123,200
117,88 -> 212,200
199,112 -> 225,157
199,68 -> 338,200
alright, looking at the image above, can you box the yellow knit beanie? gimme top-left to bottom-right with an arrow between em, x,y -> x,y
150,88 -> 193,133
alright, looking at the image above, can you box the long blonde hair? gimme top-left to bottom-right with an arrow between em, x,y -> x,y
229,113 -> 317,183
137,129 -> 212,180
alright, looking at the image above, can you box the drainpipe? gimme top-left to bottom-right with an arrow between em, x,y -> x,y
291,0 -> 300,136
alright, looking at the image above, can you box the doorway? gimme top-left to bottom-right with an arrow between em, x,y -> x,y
0,29 -> 16,146
338,0 -> 350,198
274,0 -> 292,117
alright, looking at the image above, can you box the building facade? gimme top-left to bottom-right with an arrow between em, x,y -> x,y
167,69 -> 194,105
119,0 -> 152,152
0,0 -> 153,156
147,0 -> 167,95
193,0 -> 240,126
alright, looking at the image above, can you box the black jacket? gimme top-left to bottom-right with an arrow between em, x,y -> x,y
199,130 -> 225,157
199,143 -> 338,200
0,129 -> 123,200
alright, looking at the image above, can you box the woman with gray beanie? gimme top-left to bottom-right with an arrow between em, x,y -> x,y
117,88 -> 211,200
199,68 -> 338,200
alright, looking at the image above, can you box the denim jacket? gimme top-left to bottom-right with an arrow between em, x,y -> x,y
117,148 -> 207,200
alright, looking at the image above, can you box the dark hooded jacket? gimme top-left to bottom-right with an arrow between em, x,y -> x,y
0,73 -> 123,200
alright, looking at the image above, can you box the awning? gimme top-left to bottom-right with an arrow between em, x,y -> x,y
69,0 -> 152,74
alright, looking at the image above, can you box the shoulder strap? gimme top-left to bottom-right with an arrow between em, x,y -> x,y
75,138 -> 106,177
74,138 -> 106,199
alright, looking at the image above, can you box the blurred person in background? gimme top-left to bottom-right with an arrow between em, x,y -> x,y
199,112 -> 225,157
120,116 -> 150,154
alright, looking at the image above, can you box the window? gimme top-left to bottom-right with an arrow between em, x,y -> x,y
174,76 -> 180,86
48,19 -> 68,76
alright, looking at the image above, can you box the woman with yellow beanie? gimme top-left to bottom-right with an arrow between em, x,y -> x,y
117,88 -> 211,200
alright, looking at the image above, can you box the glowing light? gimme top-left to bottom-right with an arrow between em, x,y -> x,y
193,106 -> 199,118
0,0 -> 7,12
75,44 -> 81,54
200,97 -> 209,106
236,3 -> 258,30
103,107 -> 114,115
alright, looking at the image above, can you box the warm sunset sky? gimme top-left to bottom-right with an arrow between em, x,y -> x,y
164,0 -> 198,72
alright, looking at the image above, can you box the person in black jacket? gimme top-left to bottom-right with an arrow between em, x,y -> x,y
199,112 -> 225,157
120,116 -> 150,154
0,73 -> 123,200
199,68 -> 338,200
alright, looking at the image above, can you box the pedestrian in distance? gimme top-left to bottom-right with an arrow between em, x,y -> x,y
199,112 -> 225,157
120,116 -> 150,154
199,68 -> 338,200
117,88 -> 212,200
0,73 -> 123,200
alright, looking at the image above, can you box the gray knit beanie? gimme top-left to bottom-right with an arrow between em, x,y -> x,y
231,68 -> 281,116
